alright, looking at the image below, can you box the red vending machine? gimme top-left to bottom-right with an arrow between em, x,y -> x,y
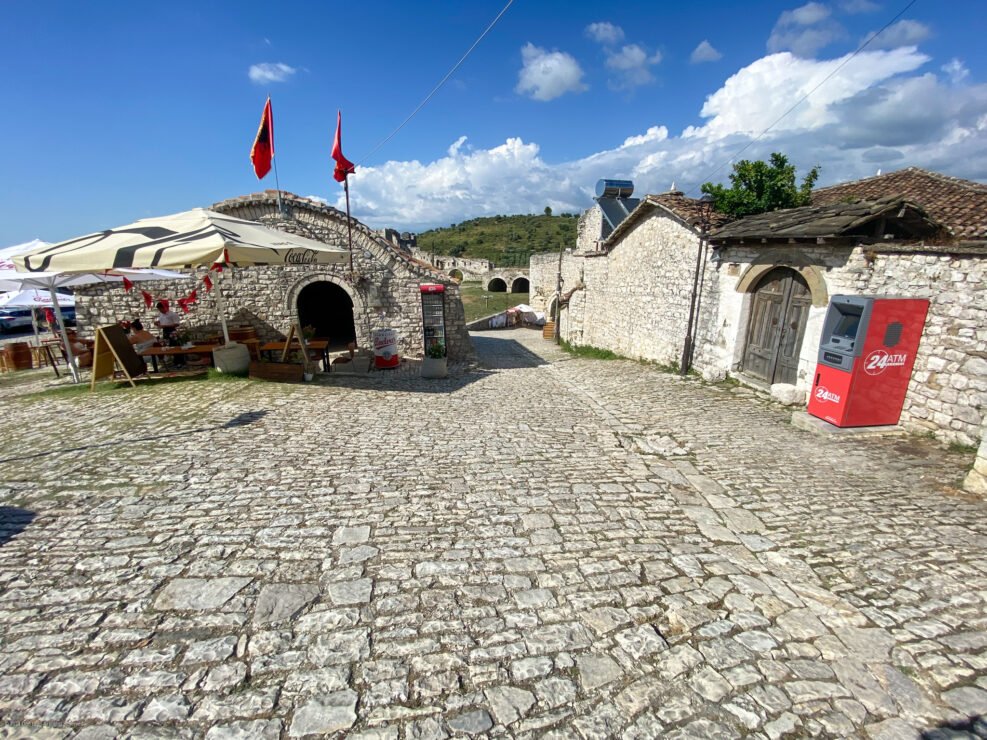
420,284 -> 447,354
808,295 -> 929,427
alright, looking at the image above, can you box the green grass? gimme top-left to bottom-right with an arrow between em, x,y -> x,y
459,282 -> 529,323
948,441 -> 978,455
559,339 -> 625,360
417,213 -> 577,267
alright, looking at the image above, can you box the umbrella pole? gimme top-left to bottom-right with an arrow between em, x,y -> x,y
50,289 -> 80,383
215,270 -> 231,345
30,308 -> 41,346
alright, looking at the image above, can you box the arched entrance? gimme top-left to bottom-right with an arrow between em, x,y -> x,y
511,277 -> 530,293
487,277 -> 507,292
297,281 -> 356,350
741,267 -> 811,385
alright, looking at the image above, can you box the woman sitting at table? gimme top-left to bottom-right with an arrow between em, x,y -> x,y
65,330 -> 93,368
128,319 -> 157,352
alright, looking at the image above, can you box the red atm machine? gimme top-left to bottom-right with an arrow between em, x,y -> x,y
808,295 -> 929,427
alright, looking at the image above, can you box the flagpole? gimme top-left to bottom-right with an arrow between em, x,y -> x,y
344,176 -> 354,278
272,156 -> 285,216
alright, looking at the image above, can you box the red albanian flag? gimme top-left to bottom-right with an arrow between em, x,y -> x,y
250,97 -> 274,179
331,109 -> 355,183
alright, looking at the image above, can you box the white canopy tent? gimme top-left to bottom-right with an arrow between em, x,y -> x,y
15,208 -> 349,347
0,239 -> 48,270
0,267 -> 187,383
0,290 -> 75,308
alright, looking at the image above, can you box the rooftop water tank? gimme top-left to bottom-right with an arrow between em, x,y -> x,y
595,179 -> 634,199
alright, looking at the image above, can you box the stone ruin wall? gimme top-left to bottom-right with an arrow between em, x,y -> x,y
75,195 -> 473,363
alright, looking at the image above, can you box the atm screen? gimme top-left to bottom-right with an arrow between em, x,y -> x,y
833,313 -> 860,339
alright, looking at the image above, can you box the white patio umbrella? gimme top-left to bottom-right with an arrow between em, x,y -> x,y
0,289 -> 75,346
15,208 -> 349,345
0,267 -> 188,383
0,239 -> 48,270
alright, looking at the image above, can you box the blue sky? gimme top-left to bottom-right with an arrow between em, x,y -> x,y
2,0 -> 985,244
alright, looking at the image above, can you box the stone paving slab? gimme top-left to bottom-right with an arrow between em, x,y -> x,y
0,329 -> 984,738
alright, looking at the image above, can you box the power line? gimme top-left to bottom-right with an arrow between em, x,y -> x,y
356,0 -> 515,166
684,0 -> 920,196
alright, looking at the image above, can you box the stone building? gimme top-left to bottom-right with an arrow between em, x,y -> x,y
76,191 -> 473,362
531,168 -> 986,450
409,249 -> 494,282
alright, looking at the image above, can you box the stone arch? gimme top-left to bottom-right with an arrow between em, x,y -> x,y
286,273 -> 366,349
736,260 -> 828,307
547,295 -> 559,321
487,277 -> 508,293
449,269 -> 464,282
511,276 -> 530,293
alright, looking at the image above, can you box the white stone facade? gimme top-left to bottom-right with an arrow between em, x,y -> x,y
74,193 -> 473,362
532,202 -> 986,447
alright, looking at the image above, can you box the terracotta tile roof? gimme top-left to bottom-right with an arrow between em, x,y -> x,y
812,167 -> 987,239
711,196 -> 943,242
603,192 -> 731,247
646,193 -> 734,230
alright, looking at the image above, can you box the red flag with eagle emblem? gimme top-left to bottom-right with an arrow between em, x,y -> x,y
250,98 -> 274,179
332,110 -> 355,183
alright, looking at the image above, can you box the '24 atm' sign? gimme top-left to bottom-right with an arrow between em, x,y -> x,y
863,349 -> 909,375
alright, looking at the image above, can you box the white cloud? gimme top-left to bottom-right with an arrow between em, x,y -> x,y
862,19 -> 931,50
691,48 -> 928,139
621,126 -> 668,148
516,43 -> 587,101
840,0 -> 880,13
942,59 -> 969,85
691,40 -> 723,64
248,62 -> 297,84
585,22 -> 624,45
767,3 -> 846,58
345,49 -> 987,232
604,44 -> 662,90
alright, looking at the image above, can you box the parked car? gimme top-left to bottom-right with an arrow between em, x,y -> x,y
0,308 -> 34,333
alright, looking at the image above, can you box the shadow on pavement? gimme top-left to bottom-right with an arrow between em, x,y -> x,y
920,714 -> 987,739
0,410 -> 269,465
0,507 -> 35,547
320,335 -> 547,395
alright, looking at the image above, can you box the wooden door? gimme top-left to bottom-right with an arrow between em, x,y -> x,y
742,268 -> 811,385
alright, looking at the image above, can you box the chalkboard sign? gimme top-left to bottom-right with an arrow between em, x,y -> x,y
90,324 -> 147,389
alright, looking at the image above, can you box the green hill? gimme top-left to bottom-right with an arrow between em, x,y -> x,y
417,212 -> 578,268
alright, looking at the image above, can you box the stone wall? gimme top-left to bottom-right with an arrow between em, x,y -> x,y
409,249 -> 493,280
576,206 -> 605,253
75,193 -> 473,362
533,198 -> 986,446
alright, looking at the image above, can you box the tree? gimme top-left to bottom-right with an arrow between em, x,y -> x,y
701,153 -> 819,218
544,206 -> 553,217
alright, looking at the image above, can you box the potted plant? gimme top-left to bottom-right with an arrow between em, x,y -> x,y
175,330 -> 194,349
421,340 -> 447,379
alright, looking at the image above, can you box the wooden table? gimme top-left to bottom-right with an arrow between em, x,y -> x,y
139,344 -> 219,373
259,339 -> 329,372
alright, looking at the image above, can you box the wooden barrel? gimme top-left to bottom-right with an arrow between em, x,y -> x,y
229,326 -> 258,343
7,342 -> 33,370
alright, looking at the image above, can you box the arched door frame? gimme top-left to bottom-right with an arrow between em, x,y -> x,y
739,266 -> 813,385
286,273 -> 366,343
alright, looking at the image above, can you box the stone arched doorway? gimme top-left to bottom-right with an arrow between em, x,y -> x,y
511,277 -> 530,293
741,267 -> 811,385
297,281 -> 356,350
487,277 -> 507,293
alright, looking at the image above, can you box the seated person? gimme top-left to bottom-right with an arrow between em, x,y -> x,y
128,319 -> 157,352
65,330 -> 93,368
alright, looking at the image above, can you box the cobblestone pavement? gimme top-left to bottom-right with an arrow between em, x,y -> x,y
0,329 -> 985,739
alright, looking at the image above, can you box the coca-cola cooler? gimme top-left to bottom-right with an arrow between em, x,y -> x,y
807,295 -> 929,427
